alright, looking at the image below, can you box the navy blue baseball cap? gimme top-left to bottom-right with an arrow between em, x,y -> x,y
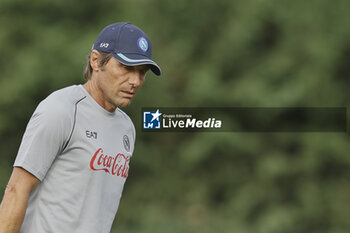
93,22 -> 161,76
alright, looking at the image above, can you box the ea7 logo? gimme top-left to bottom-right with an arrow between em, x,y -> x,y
100,43 -> 109,48
86,130 -> 97,139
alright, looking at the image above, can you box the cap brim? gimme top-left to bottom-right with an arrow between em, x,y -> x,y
113,52 -> 162,76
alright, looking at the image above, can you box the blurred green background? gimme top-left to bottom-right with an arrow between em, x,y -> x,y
0,0 -> 349,232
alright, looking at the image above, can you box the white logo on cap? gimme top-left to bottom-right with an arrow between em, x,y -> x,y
100,43 -> 109,48
138,37 -> 148,52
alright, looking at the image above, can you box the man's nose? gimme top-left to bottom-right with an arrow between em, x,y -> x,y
129,71 -> 143,87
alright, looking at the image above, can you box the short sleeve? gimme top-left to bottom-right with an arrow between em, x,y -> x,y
14,99 -> 72,181
131,121 -> 136,142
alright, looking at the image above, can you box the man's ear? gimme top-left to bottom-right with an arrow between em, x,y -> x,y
90,50 -> 101,72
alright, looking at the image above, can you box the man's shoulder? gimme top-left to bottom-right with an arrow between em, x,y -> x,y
116,108 -> 134,125
47,85 -> 86,105
36,85 -> 86,117
116,108 -> 136,140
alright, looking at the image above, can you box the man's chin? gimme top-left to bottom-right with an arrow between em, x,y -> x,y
118,99 -> 132,107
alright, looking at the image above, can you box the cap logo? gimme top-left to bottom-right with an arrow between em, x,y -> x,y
138,37 -> 148,52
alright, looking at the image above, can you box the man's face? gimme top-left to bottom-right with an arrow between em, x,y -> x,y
95,56 -> 148,110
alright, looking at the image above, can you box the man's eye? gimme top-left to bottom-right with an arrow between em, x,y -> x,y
140,69 -> 148,75
123,65 -> 134,71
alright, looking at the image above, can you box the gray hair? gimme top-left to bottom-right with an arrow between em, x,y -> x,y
83,51 -> 113,80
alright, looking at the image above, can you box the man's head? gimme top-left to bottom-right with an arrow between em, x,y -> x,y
84,22 -> 161,110
89,22 -> 161,77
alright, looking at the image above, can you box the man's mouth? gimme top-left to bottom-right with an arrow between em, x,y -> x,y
121,91 -> 135,98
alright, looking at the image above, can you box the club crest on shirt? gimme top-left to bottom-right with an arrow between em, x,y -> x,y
123,135 -> 130,152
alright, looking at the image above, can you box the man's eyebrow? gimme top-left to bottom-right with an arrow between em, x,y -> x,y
122,64 -> 149,72
137,66 -> 150,71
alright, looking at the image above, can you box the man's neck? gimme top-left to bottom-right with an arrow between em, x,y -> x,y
83,80 -> 116,112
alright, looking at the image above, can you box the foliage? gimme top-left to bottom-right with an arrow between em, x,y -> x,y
0,0 -> 349,232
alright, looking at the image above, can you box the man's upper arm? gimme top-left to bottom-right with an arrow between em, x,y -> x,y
7,167 -> 40,194
0,167 -> 40,233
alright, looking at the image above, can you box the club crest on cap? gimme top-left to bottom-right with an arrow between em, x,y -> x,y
138,37 -> 148,52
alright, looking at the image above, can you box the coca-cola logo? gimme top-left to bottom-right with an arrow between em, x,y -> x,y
90,148 -> 130,178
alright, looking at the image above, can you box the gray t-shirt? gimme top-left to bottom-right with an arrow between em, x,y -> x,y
14,85 -> 135,233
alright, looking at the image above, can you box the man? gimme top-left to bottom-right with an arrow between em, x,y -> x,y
0,22 -> 161,233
